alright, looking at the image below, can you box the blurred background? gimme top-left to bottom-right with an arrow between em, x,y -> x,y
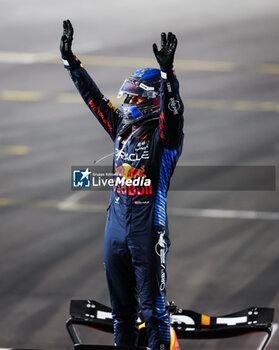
0,0 -> 279,349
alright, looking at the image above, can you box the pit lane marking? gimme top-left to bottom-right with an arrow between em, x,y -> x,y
57,93 -> 83,103
168,208 -> 279,221
1,51 -> 279,74
0,198 -> 16,206
1,90 -> 42,101
57,93 -> 279,113
1,90 -> 278,113
183,99 -> 279,112
1,197 -> 279,221
0,146 -> 29,155
57,192 -> 90,211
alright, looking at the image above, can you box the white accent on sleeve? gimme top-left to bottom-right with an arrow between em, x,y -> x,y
161,71 -> 167,79
62,59 -> 69,66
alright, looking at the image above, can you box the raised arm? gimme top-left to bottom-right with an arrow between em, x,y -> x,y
60,20 -> 122,141
153,32 -> 184,150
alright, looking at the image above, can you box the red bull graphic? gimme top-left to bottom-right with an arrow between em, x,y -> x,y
115,163 -> 146,179
88,99 -> 112,132
114,163 -> 152,195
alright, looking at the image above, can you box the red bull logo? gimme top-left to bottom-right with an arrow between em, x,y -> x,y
115,163 -> 146,179
114,163 -> 152,195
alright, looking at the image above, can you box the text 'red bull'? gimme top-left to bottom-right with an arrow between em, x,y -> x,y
114,163 -> 152,195
88,99 -> 112,132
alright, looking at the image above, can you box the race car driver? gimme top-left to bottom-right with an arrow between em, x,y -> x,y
60,19 -> 184,350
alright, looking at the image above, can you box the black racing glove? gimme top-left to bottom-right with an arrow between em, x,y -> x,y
60,19 -> 74,59
153,32 -> 177,74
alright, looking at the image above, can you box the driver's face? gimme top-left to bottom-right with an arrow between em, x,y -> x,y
129,95 -> 146,104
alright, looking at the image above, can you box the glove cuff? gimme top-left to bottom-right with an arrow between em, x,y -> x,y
61,51 -> 80,69
160,66 -> 175,80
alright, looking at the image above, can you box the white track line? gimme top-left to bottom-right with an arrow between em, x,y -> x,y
56,199 -> 279,221
1,51 -> 279,74
168,208 -> 279,221
2,194 -> 278,221
57,191 -> 90,211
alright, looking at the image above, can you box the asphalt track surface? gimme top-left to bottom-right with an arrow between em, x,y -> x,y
0,1 -> 279,349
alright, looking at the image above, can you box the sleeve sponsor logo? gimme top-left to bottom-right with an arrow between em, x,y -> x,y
155,230 -> 168,291
88,99 -> 113,132
168,98 -> 180,115
107,100 -> 117,112
166,82 -> 172,93
160,112 -> 165,139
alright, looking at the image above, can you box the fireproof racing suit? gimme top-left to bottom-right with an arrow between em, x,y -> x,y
63,55 -> 184,350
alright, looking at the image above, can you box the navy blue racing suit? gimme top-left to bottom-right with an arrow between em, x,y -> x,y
63,55 -> 184,350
